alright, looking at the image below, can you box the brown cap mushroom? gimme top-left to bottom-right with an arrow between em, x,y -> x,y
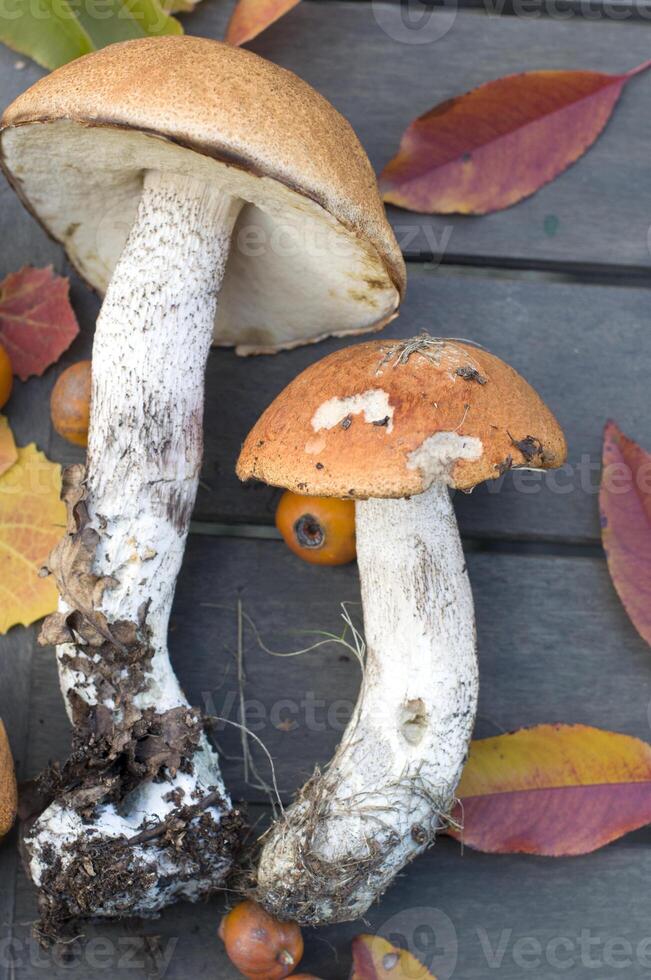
0,720 -> 17,840
237,334 -> 567,493
1,35 -> 404,354
1,36 -> 402,929
238,335 -> 566,926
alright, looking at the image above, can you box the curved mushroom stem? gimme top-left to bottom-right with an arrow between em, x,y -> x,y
27,171 -> 244,936
256,481 -> 478,925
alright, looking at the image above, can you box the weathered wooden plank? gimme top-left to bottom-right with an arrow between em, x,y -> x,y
22,537 -> 651,804
445,0 -> 651,13
0,7 -> 649,979
1,19 -> 650,542
10,262 -> 625,546
48,266 -> 646,544
212,1 -> 651,271
2,7 -> 651,276
195,267 -> 650,542
2,52 -> 649,541
191,265 -> 649,543
173,540 -> 651,796
328,0 -> 651,12
0,627 -> 36,980
13,537 -> 651,976
11,822 -> 651,979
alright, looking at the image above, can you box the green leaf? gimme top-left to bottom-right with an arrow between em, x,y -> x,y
0,0 -> 182,71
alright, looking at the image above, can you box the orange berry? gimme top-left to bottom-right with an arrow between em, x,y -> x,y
276,491 -> 356,566
218,900 -> 303,979
0,343 -> 12,410
50,360 -> 92,447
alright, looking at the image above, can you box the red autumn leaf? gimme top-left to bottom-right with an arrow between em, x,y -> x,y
380,61 -> 651,215
225,0 -> 301,46
447,724 -> 651,856
0,267 -> 80,381
600,421 -> 651,646
351,935 -> 437,979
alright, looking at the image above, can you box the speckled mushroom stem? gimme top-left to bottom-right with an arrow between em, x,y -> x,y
63,170 -> 241,712
26,171 -> 244,932
256,480 -> 478,925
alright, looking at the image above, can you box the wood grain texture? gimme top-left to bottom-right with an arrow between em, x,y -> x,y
341,0 -> 651,10
3,6 -> 651,270
0,628 -> 36,980
448,0 -> 651,13
216,2 -> 651,271
10,536 -> 651,977
201,261 -> 640,544
1,11 -> 651,541
18,536 -> 651,802
33,265 -> 650,544
1,5 -> 651,975
16,823 -> 651,978
11,826 -> 651,979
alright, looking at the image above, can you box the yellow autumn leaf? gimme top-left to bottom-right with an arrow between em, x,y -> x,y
0,416 -> 17,478
449,724 -> 651,855
0,444 -> 64,633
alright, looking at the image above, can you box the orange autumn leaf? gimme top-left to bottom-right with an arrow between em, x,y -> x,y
0,416 -> 17,478
0,444 -> 65,633
226,0 -> 301,46
380,61 -> 651,215
351,936 -> 437,980
0,266 -> 80,381
448,724 -> 651,856
600,421 -> 651,647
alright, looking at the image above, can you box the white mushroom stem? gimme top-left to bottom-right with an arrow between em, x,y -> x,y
257,480 -> 478,924
64,170 -> 240,712
27,170 -> 244,921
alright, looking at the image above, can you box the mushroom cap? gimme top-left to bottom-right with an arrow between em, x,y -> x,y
0,36 -> 404,355
0,719 -> 17,839
237,335 -> 567,497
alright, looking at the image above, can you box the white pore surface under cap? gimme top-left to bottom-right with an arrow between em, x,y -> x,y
2,122 -> 400,353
